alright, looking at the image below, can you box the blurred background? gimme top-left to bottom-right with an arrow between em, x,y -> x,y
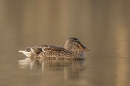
0,0 -> 130,86
0,0 -> 129,45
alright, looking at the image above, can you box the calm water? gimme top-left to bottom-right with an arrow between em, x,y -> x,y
0,0 -> 130,86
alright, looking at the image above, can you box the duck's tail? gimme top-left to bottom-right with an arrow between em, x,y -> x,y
19,50 -> 32,57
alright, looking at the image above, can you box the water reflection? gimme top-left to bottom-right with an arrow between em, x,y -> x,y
18,59 -> 86,78
114,25 -> 129,86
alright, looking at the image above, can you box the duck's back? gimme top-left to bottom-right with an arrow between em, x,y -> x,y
31,44 -> 75,60
19,44 -> 85,60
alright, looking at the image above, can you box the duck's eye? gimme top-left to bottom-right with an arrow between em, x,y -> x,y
74,40 -> 78,42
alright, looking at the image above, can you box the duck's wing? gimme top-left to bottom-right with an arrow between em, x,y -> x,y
27,44 -> 66,54
30,47 -> 42,54
42,45 -> 67,52
26,44 -> 46,54
19,44 -> 72,58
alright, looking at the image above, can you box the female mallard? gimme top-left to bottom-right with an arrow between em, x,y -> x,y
19,37 -> 90,60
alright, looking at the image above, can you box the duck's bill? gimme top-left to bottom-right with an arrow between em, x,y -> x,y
78,44 -> 90,51
84,47 -> 90,51
81,46 -> 90,51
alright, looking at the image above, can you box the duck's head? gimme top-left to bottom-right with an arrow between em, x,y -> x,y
64,37 -> 90,51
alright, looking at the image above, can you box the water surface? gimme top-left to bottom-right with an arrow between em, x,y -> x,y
0,0 -> 130,86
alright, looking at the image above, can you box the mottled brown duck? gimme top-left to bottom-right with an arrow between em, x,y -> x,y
19,37 -> 90,60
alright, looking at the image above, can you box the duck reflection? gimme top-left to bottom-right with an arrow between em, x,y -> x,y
18,58 -> 86,73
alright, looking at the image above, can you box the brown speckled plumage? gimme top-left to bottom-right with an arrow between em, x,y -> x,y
19,38 -> 90,60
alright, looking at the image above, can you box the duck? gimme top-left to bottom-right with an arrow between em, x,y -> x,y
19,37 -> 90,60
